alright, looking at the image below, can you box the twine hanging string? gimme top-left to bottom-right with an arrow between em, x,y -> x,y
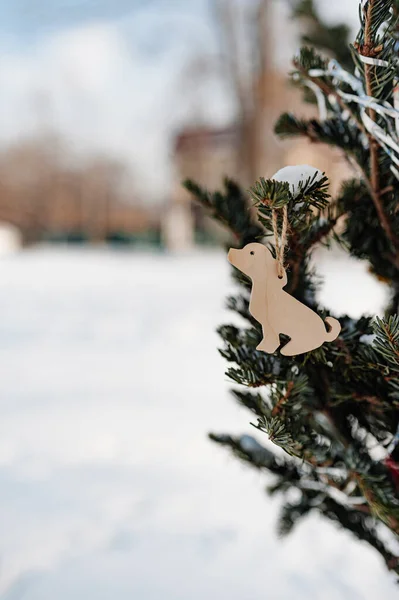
272,205 -> 288,279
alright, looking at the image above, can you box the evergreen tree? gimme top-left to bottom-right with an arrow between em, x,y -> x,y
185,0 -> 399,575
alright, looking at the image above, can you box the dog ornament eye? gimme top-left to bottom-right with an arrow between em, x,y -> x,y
250,251 -> 255,255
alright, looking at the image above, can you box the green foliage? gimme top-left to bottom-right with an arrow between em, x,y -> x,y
249,178 -> 291,209
249,171 -> 330,211
275,114 -> 368,166
185,0 -> 399,577
373,316 -> 399,368
353,3 -> 397,104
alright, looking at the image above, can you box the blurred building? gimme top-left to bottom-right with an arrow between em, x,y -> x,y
164,126 -> 240,250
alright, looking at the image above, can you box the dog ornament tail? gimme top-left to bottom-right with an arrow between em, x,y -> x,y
324,317 -> 341,342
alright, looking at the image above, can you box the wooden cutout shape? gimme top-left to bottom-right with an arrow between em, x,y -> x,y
228,243 -> 341,356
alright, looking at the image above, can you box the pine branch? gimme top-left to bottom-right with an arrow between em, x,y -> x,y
293,50 -> 368,137
249,171 -> 337,294
249,178 -> 291,209
373,316 -> 399,368
210,434 -> 399,573
318,496 -> 399,574
183,178 -> 263,244
357,164 -> 399,265
353,1 -> 399,261
352,1 -> 399,263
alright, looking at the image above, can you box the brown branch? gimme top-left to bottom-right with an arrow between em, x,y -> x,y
354,473 -> 399,535
294,60 -> 368,137
354,0 -> 399,260
355,160 -> 399,267
272,381 -> 294,416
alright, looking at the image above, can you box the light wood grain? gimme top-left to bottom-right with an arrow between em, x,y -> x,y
228,243 -> 341,356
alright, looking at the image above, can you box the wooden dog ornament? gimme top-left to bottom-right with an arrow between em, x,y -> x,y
228,243 -> 341,356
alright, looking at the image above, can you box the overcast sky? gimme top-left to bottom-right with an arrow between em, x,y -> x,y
0,0 -> 361,200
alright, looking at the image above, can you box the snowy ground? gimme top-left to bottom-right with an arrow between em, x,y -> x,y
0,245 -> 395,600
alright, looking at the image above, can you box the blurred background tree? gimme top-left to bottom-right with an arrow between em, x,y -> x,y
0,134 -> 160,246
292,0 -> 353,70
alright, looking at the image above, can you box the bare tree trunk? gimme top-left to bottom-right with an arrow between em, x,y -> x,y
214,0 -> 271,186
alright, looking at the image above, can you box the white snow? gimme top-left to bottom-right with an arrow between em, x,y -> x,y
0,245 -> 395,599
271,165 -> 324,198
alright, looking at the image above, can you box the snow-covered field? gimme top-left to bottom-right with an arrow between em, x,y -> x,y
0,245 -> 395,600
